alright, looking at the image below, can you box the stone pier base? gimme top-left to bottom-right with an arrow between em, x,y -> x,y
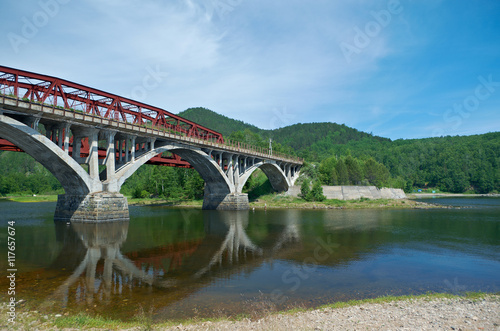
202,193 -> 249,210
54,192 -> 129,222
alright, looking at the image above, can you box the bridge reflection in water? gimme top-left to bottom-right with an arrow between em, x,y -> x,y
42,210 -> 303,318
6,202 -> 498,321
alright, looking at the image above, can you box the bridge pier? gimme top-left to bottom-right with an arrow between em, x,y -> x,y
202,192 -> 250,211
54,192 -> 129,222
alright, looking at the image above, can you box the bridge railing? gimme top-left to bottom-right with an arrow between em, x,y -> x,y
0,93 -> 303,164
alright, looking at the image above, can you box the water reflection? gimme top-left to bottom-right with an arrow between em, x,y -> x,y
44,211 -> 305,313
46,221 -> 168,307
195,211 -> 263,278
2,199 -> 497,321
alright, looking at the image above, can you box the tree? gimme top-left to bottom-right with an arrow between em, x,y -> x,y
310,180 -> 326,201
300,178 -> 311,200
335,159 -> 349,185
345,155 -> 363,185
318,156 -> 337,185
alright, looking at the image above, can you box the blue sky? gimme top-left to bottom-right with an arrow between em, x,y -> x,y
1,0 -> 499,140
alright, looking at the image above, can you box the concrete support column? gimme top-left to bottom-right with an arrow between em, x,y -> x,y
149,138 -> 155,151
118,139 -> 123,163
61,123 -> 71,153
243,156 -> 248,173
286,164 -> 292,182
21,116 -> 41,130
104,131 -> 118,192
57,126 -> 64,149
233,155 -> 240,192
45,124 -> 53,141
130,136 -> 136,162
88,129 -> 99,180
72,135 -> 82,161
226,154 -> 234,186
125,138 -> 130,162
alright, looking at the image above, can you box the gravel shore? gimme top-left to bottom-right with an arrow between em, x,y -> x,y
2,295 -> 498,330
169,295 -> 500,331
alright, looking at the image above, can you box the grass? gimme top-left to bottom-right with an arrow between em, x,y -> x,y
127,197 -> 204,207
248,193 -> 433,210
1,195 -> 59,203
1,292 -> 497,330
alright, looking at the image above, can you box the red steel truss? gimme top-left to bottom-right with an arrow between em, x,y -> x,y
0,65 -> 224,143
0,65 -> 227,168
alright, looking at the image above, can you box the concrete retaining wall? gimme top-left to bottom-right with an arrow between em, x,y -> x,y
288,185 -> 406,200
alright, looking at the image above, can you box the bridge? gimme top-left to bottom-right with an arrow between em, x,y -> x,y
0,66 -> 302,221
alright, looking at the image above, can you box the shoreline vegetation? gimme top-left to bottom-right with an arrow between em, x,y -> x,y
1,292 -> 498,330
2,192 -> 499,209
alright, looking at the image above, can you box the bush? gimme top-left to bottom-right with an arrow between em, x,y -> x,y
133,188 -> 150,199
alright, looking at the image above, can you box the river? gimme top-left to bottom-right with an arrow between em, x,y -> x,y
0,197 -> 498,322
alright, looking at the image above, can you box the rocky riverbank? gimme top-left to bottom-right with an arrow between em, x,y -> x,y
168,295 -> 500,331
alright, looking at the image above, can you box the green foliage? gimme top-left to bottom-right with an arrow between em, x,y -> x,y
243,169 -> 275,200
121,166 -> 204,200
299,179 -> 325,202
300,178 -> 311,200
335,159 -> 349,185
310,180 -> 326,201
0,151 -> 63,196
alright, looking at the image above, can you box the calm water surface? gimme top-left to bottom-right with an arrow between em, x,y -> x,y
0,197 -> 498,321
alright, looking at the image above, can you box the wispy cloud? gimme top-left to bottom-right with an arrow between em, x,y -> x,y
1,0 -> 499,139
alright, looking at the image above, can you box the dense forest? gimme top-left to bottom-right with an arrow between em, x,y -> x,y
0,108 -> 499,197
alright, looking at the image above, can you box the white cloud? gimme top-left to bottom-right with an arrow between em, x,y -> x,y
1,0 -> 498,139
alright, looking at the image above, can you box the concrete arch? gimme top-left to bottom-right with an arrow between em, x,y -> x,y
116,142 -> 233,195
0,114 -> 96,195
237,161 -> 290,193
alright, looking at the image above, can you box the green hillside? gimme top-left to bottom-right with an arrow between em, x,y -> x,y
179,108 -> 391,160
178,107 -> 261,137
180,107 -> 499,194
1,107 -> 498,197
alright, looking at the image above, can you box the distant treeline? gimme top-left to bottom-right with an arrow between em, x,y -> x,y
1,108 -> 498,197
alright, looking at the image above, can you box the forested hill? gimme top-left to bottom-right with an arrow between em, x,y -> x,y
179,107 -> 499,194
262,123 -> 390,154
178,108 -> 390,153
178,107 -> 261,137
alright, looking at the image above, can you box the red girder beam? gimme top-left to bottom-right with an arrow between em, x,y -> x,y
0,139 -> 23,152
0,65 -> 225,143
0,138 -> 192,168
